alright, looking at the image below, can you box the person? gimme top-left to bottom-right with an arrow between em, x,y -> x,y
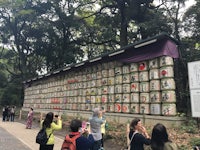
89,107 -> 105,150
2,106 -> 6,121
129,118 -> 151,150
26,107 -> 34,129
7,106 -> 11,121
40,112 -> 62,150
62,119 -> 93,150
150,123 -> 178,150
100,107 -> 106,150
10,106 -> 15,122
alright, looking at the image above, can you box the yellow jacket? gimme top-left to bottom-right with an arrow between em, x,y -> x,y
40,119 -> 62,145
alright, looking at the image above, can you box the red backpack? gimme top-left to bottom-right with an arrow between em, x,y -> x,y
61,134 -> 81,150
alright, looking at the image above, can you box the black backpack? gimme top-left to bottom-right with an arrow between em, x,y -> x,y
36,127 -> 52,145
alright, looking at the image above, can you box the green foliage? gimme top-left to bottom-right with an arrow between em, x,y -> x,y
180,118 -> 199,134
190,137 -> 200,148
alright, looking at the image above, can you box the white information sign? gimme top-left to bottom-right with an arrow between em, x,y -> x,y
188,61 -> 200,117
190,89 -> 200,117
188,61 -> 200,89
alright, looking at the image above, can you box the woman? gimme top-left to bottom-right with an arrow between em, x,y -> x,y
26,107 -> 34,129
129,118 -> 151,150
151,123 -> 178,150
40,112 -> 62,150
89,107 -> 105,150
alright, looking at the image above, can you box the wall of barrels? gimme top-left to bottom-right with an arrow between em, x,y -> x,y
23,55 -> 176,116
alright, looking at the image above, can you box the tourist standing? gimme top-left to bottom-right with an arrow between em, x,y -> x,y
150,123 -> 178,150
10,106 -> 15,122
26,107 -> 34,129
129,118 -> 151,150
89,107 -> 105,150
40,112 -> 62,150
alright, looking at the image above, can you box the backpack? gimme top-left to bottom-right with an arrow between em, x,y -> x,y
36,128 -> 52,145
61,134 -> 81,150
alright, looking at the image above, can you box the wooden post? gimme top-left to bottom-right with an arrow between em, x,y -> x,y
40,112 -> 43,121
19,110 -> 22,120
126,123 -> 130,147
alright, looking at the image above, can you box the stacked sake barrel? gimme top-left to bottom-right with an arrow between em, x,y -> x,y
148,56 -> 176,115
23,56 -> 177,116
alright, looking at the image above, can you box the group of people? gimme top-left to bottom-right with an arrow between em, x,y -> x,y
36,107 -> 177,150
38,107 -> 106,150
128,118 -> 178,150
2,105 -> 15,122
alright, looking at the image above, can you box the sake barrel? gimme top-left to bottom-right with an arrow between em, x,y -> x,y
138,61 -> 148,71
96,95 -> 101,103
102,69 -> 108,78
91,96 -> 96,103
85,103 -> 91,111
122,103 -> 130,113
131,82 -> 140,92
108,86 -> 115,94
107,103 -> 115,112
150,92 -> 161,103
115,84 -> 122,93
161,78 -> 176,90
115,75 -> 122,84
115,94 -> 122,102
130,103 -> 140,114
139,71 -> 149,82
114,103 -> 122,112
122,94 -> 130,103
102,86 -> 108,94
90,80 -> 96,87
72,103 -> 77,110
130,93 -> 139,103
122,84 -> 131,93
90,103 -> 96,111
150,103 -> 161,115
115,67 -> 122,75
102,62 -> 109,70
86,74 -> 92,81
82,75 -> 87,81
108,68 -> 115,77
97,87 -> 102,95
87,81 -> 91,88
102,78 -> 108,86
160,66 -> 174,78
85,88 -> 90,96
122,74 -> 130,83
162,103 -> 176,116
108,94 -> 115,103
85,96 -> 91,103
97,71 -> 102,79
90,88 -> 96,95
122,65 -> 130,74
130,72 -> 139,82
149,69 -> 160,80
140,82 -> 149,92
149,58 -> 159,69
108,77 -> 115,85
140,93 -> 150,103
159,56 -> 174,67
150,80 -> 160,91
130,63 -> 138,72
77,96 -> 82,103
101,95 -> 108,103
101,104 -> 108,112
140,104 -> 150,114
162,90 -> 176,103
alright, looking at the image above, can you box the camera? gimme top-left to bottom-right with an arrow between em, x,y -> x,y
54,115 -> 58,118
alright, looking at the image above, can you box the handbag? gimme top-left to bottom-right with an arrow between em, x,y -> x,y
123,131 -> 137,150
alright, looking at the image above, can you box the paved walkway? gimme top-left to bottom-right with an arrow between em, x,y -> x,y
0,120 -> 64,150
